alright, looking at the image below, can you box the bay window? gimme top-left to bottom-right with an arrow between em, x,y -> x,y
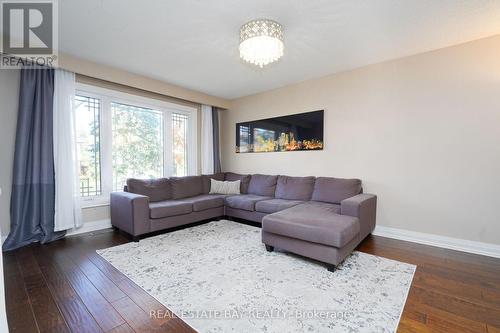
75,84 -> 198,205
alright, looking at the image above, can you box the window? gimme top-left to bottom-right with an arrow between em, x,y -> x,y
172,113 -> 188,177
111,102 -> 164,191
75,95 -> 101,197
75,84 -> 197,205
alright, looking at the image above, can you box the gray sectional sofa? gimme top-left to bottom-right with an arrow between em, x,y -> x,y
111,172 -> 377,271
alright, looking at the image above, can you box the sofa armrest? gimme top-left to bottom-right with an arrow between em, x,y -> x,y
111,191 -> 150,236
340,193 -> 377,239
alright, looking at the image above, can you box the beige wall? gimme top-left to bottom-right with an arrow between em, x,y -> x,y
222,35 -> 500,245
0,69 -> 20,236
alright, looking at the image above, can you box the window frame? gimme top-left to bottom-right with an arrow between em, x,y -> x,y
74,94 -> 102,198
75,83 -> 198,207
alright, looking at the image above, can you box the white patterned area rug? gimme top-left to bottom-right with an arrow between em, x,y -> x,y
97,220 -> 415,333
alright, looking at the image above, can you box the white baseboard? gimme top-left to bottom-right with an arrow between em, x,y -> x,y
66,219 -> 112,236
373,225 -> 500,259
4,219 -> 499,259
1,219 -> 112,248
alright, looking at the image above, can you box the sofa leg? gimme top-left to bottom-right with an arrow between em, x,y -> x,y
265,245 -> 274,252
327,264 -> 336,272
132,235 -> 140,242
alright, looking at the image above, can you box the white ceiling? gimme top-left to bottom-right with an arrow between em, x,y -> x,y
59,0 -> 500,100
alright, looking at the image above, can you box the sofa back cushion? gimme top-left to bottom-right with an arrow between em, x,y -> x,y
225,172 -> 251,194
126,178 -> 171,202
170,175 -> 203,199
275,176 -> 316,201
247,174 -> 278,197
311,177 -> 362,204
202,173 -> 225,193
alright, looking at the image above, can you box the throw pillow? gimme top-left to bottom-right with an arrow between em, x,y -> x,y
209,179 -> 241,195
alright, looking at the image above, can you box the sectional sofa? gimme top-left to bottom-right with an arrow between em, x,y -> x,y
111,172 -> 377,271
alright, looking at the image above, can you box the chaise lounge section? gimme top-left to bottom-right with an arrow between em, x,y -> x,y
261,177 -> 377,271
111,173 -> 377,270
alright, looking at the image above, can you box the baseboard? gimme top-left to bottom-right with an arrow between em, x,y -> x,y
66,219 -> 112,236
373,225 -> 500,259
1,219 -> 112,247
4,219 -> 499,259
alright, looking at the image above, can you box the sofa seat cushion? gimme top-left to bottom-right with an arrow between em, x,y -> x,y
225,194 -> 272,211
255,199 -> 304,214
262,202 -> 359,248
149,200 -> 193,219
306,201 -> 341,214
177,194 -> 226,212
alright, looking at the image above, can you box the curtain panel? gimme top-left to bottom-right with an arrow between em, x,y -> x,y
53,69 -> 83,231
201,105 -> 222,174
3,67 -> 65,251
201,104 -> 214,174
212,107 -> 222,173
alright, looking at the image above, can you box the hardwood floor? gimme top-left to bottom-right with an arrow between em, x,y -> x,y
3,224 -> 500,333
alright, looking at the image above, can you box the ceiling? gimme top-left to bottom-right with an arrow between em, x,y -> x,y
59,0 -> 500,100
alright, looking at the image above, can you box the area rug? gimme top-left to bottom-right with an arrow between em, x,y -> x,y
97,220 -> 415,333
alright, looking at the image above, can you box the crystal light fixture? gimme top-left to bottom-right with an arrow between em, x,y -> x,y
239,19 -> 284,67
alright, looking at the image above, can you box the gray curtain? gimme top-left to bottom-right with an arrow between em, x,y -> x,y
212,107 -> 221,173
3,67 -> 65,251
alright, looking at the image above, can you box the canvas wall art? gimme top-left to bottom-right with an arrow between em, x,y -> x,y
236,110 -> 324,153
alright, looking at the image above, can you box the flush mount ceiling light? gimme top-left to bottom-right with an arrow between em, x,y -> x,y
239,19 -> 284,68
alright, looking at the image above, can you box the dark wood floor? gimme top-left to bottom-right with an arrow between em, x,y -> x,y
3,223 -> 500,333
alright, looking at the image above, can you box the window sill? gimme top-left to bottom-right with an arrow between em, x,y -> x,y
81,202 -> 110,209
